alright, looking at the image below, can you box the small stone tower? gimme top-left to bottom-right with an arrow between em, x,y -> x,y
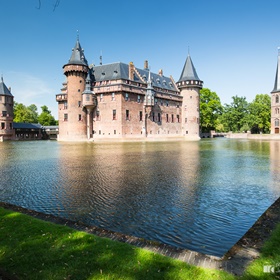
143,70 -> 155,136
177,54 -> 203,139
271,48 -> 280,134
57,38 -> 89,140
0,77 -> 14,141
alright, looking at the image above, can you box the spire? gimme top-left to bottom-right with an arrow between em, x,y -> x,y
144,69 -> 155,106
178,54 -> 201,83
272,48 -> 280,92
65,37 -> 88,67
0,76 -> 13,96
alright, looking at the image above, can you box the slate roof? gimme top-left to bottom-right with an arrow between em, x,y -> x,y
91,62 -> 177,91
13,123 -> 43,130
64,39 -> 88,67
0,77 -> 13,96
177,55 -> 201,83
272,53 -> 280,92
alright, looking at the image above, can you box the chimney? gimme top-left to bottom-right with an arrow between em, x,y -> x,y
158,69 -> 163,76
144,60 -> 149,70
129,62 -> 134,80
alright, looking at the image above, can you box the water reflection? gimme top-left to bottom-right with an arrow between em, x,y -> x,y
0,139 -> 280,257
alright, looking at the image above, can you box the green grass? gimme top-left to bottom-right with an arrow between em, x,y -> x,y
241,223 -> 280,280
0,207 -> 233,280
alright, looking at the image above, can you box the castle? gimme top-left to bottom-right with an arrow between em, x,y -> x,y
56,39 -> 203,141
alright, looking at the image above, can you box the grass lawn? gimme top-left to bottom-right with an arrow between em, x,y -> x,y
1,206 -> 280,280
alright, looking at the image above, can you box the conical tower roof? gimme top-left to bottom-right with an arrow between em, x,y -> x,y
0,76 -> 13,96
272,49 -> 280,93
65,39 -> 88,67
177,55 -> 201,83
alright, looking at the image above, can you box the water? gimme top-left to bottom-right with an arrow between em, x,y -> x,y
1,139 -> 280,257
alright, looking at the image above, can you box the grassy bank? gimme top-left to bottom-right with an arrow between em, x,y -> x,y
1,206 -> 280,280
0,207 -> 233,280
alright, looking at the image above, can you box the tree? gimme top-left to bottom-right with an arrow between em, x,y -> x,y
199,88 -> 223,132
221,96 -> 249,132
248,94 -> 271,134
13,102 -> 38,123
38,105 -> 57,126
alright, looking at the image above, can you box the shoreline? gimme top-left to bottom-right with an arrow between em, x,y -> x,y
1,197 -> 280,276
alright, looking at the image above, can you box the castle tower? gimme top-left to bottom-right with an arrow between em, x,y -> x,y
0,76 -> 14,141
57,38 -> 89,140
271,48 -> 280,134
176,54 -> 203,139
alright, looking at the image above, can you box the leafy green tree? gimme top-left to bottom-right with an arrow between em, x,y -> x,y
200,88 -> 223,132
221,96 -> 249,132
13,102 -> 38,123
38,105 -> 57,126
248,94 -> 271,134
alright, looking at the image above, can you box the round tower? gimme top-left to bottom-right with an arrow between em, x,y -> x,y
176,54 -> 203,140
58,38 -> 89,140
0,76 -> 14,141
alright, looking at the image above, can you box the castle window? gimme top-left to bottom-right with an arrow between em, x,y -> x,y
185,118 -> 187,123
171,114 -> 174,123
139,111 -> 143,121
64,114 -> 68,121
137,95 -> 141,103
275,119 -> 279,127
1,122 -> 5,129
113,109 -> 117,120
114,130 -> 116,135
64,101 -> 68,109
78,114 -> 82,121
276,95 -> 279,103
155,98 -> 158,104
100,94 -> 103,101
78,89 -> 80,92
96,110 -> 100,121
190,96 -> 192,99
177,115 -> 180,123
158,113 -> 161,123
276,108 -> 280,114
152,112 -> 155,122
2,111 -> 7,117
166,114 -> 169,122
125,93 -> 129,101
9,123 -> 12,129
86,95 -> 90,101
99,130 -> 101,135
126,110 -> 130,120
166,101 -> 169,107
112,92 -> 115,101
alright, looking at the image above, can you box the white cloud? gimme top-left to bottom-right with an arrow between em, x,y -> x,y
4,71 -> 59,118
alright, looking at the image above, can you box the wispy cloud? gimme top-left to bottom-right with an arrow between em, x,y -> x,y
4,71 -> 58,118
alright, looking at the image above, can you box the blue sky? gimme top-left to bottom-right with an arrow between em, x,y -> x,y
0,0 -> 279,118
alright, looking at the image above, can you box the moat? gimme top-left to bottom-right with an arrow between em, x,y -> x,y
1,138 -> 280,257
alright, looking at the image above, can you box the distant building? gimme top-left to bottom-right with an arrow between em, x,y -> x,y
56,39 -> 203,141
0,77 -> 14,141
271,48 -> 280,134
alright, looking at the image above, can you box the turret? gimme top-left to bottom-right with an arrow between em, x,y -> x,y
57,38 -> 89,140
82,70 -> 97,139
0,76 -> 14,140
271,48 -> 280,134
176,54 -> 203,139
144,70 -> 155,106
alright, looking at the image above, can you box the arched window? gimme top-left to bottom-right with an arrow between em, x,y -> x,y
276,108 -> 280,114
275,118 -> 279,127
276,95 -> 279,103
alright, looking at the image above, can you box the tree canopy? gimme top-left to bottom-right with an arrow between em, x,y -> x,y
13,102 -> 57,126
200,91 -> 271,134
